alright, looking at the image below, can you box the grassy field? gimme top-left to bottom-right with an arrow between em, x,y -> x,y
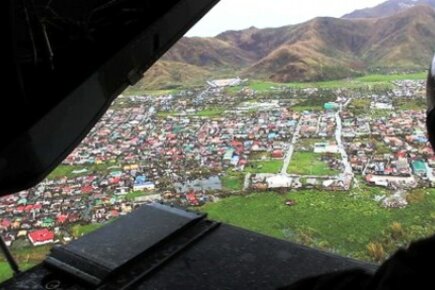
124,83 -> 182,96
71,223 -> 104,238
291,105 -> 324,112
356,72 -> 426,82
247,80 -> 359,91
0,224 -> 113,283
288,152 -> 339,176
394,97 -> 426,111
370,109 -> 394,118
296,138 -> 328,151
157,111 -> 179,118
201,188 -> 435,262
244,72 -> 426,92
244,160 -> 283,174
349,96 -> 425,117
48,162 -> 119,179
349,99 -> 372,115
349,99 -> 396,118
139,89 -> 179,96
249,151 -> 270,160
374,140 -> 392,155
123,191 -> 150,201
290,96 -> 336,112
157,108 -> 225,118
0,262 -> 35,283
0,245 -> 52,282
124,71 -> 427,95
225,86 -> 245,94
221,173 -> 245,191
195,108 -> 226,118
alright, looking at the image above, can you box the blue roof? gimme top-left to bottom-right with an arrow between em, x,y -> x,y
134,175 -> 147,185
416,136 -> 428,143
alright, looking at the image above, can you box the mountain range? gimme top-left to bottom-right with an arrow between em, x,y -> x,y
343,0 -> 435,19
138,1 -> 435,89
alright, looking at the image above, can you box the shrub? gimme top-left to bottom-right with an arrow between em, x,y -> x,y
390,222 -> 404,240
367,242 -> 385,262
406,190 -> 425,204
317,240 -> 331,250
296,227 -> 317,246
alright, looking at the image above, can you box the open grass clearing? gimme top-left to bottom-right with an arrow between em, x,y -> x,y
221,173 -> 245,191
48,162 -> 119,180
201,188 -> 435,262
244,160 -> 283,174
71,223 -> 105,238
287,152 -> 340,176
245,72 -> 425,92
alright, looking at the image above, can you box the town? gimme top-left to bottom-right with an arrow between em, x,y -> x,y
0,77 -> 431,258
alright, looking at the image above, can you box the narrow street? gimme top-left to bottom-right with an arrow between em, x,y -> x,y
281,118 -> 302,174
335,100 -> 353,177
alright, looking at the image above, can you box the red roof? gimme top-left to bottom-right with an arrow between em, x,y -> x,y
109,177 -> 121,184
272,150 -> 284,158
24,205 -> 33,212
186,192 -> 199,205
63,186 -> 72,193
166,133 -> 177,140
24,204 -> 41,212
28,229 -> 54,243
16,206 -> 25,212
81,185 -> 94,193
86,176 -> 96,182
231,141 -> 243,148
1,219 -> 11,228
57,215 -> 68,224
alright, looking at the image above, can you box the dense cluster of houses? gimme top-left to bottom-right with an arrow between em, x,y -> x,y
342,109 -> 435,189
392,80 -> 425,97
0,86 -> 304,248
0,79 -> 431,248
299,112 -> 337,138
0,183 -> 143,247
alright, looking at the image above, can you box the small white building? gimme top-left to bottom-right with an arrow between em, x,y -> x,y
135,194 -> 162,203
371,102 -> 394,110
114,187 -> 130,195
314,142 -> 339,154
133,182 -> 156,191
266,175 -> 293,188
17,230 -> 27,238
207,77 -> 242,88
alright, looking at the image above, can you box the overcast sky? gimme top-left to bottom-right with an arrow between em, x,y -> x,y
186,0 -> 386,37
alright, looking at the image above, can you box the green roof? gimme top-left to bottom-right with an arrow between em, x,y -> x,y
412,160 -> 427,173
324,102 -> 339,110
